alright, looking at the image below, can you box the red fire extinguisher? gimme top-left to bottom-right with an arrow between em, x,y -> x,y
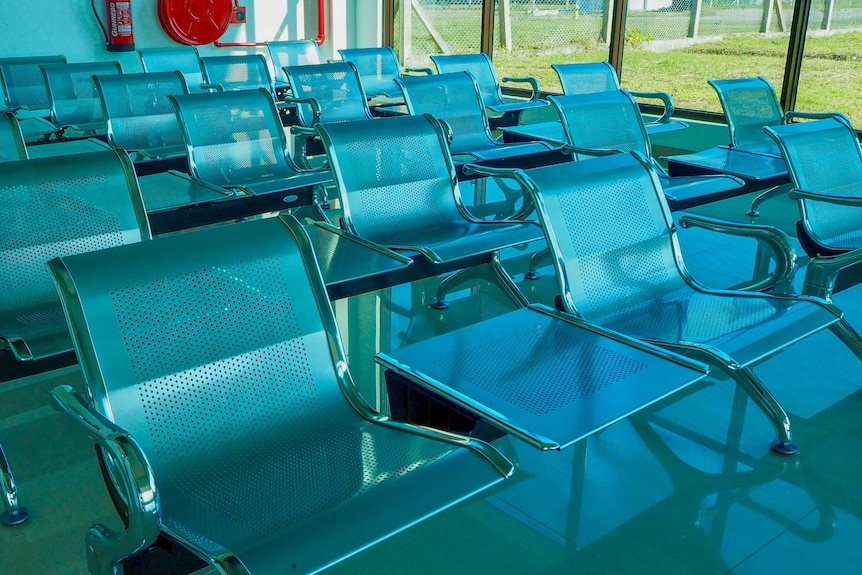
91,0 -> 136,52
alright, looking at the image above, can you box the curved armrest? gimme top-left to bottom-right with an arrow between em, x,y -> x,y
803,248 -> 862,301
290,125 -> 318,136
462,163 -> 535,220
785,110 -> 852,126
51,385 -> 161,573
629,90 -> 675,124
199,82 -> 223,92
678,214 -> 797,292
404,67 -> 433,75
561,144 -> 622,157
789,188 -> 862,206
501,76 -> 540,101
281,96 -> 321,126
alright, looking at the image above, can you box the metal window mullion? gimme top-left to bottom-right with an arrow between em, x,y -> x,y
780,0 -> 813,112
383,0 -> 395,47
481,0 -> 496,57
608,0 -> 628,78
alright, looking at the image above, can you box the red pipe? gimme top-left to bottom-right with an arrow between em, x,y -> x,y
214,0 -> 325,47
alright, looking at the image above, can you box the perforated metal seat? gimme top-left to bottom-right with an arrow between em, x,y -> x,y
708,76 -> 786,156
511,151 -> 862,455
138,46 -> 205,93
0,112 -> 27,162
266,40 -> 322,88
94,71 -> 189,162
430,53 -> 545,117
0,55 -> 65,112
199,54 -> 275,96
397,71 -> 554,162
168,88 -> 331,203
49,215 -> 512,575
316,113 -> 543,306
549,91 -> 743,211
0,149 -> 150,361
552,62 -> 678,129
281,62 -> 373,167
337,46 -> 407,99
41,61 -> 122,135
764,114 -> 862,299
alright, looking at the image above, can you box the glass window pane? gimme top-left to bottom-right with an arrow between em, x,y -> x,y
796,3 -> 862,125
620,0 -> 793,113
392,0 -> 483,68
491,0 -> 612,93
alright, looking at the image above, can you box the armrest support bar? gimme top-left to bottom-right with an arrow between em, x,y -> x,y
51,385 -> 161,575
501,76 -> 540,101
803,248 -> 862,302
461,163 -> 534,220
678,214 -> 798,292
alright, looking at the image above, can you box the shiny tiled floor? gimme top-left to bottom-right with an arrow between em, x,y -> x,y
3,188 -> 862,574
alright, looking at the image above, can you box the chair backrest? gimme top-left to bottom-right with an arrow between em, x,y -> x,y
0,55 -> 67,111
337,46 -> 401,98
523,151 -> 687,321
429,53 -> 505,109
42,61 -> 122,129
764,115 -> 862,247
282,62 -> 372,126
397,71 -> 496,155
199,54 -> 273,93
168,88 -> 296,187
267,40 -> 322,83
551,62 -> 621,95
708,77 -> 784,152
0,150 -> 150,360
95,71 -> 188,153
138,47 -> 204,92
0,112 -> 27,161
548,91 -> 650,160
47,214 -> 386,527
316,114 -> 464,245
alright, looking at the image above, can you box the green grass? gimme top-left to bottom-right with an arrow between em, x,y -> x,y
397,4 -> 862,124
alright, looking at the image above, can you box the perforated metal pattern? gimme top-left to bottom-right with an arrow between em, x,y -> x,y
430,55 -> 503,108
268,41 -> 322,83
712,80 -> 783,149
0,176 -> 124,312
338,48 -> 401,97
334,123 -> 458,243
110,258 -> 453,539
555,94 -> 646,157
431,323 -> 648,417
0,59 -> 55,109
286,64 -> 370,125
200,56 -> 271,92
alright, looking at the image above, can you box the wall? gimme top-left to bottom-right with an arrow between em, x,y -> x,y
0,0 -> 382,69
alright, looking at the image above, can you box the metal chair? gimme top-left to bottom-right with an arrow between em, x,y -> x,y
0,111 -> 27,162
552,61 -> 678,130
168,88 -> 331,209
49,214 -> 512,575
338,46 -> 431,99
0,55 -> 66,112
501,150 -> 862,455
764,113 -> 862,300
397,71 -> 555,162
138,46 -> 205,93
0,149 -> 150,362
281,62 -> 373,167
199,54 -> 275,96
266,40 -> 322,89
315,113 -> 543,308
549,91 -> 743,211
430,53 -> 546,120
708,76 -> 786,155
94,71 -> 189,162
41,61 -> 122,136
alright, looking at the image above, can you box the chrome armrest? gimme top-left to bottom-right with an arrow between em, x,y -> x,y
51,385 -> 161,575
199,82 -> 223,92
678,214 -> 798,292
461,163 -> 535,220
785,110 -> 853,126
290,125 -> 318,137
501,76 -> 540,101
802,249 -> 862,302
561,144 -> 622,157
789,188 -> 862,206
281,96 -> 321,125
404,67 -> 433,75
629,90 -> 675,124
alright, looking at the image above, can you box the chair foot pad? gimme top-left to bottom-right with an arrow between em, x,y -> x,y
1,508 -> 30,526
430,300 -> 449,310
770,439 -> 798,455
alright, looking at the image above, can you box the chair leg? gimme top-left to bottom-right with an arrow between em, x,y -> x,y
722,363 -> 797,455
431,253 -> 529,310
828,318 -> 862,363
525,246 -> 550,280
0,442 -> 29,526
